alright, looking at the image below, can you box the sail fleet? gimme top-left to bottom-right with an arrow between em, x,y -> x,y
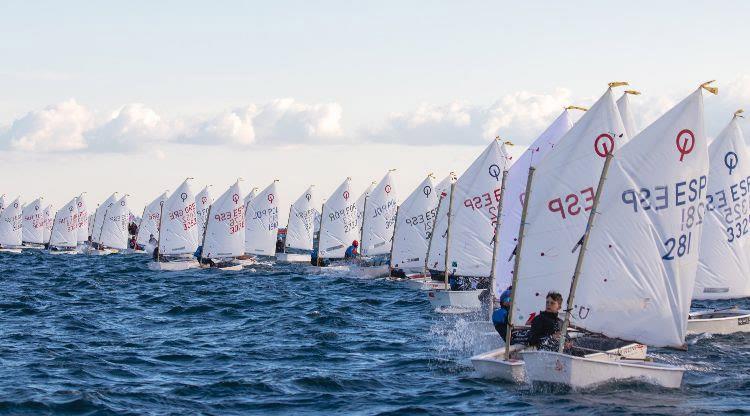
2,80 -> 750,389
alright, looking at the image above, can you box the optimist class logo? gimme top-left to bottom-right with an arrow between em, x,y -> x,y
594,133 -> 614,158
676,129 -> 695,162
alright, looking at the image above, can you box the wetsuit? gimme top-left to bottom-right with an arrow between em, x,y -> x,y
528,311 -> 563,351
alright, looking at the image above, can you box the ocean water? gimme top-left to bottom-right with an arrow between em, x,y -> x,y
1,250 -> 748,415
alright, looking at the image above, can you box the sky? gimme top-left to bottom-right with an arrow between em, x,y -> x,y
1,1 -> 750,224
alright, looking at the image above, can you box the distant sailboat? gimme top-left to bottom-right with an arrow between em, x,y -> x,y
198,180 -> 245,270
22,197 -> 46,248
148,179 -> 201,271
278,185 -> 318,263
94,194 -> 130,254
48,197 -> 80,254
390,173 -> 438,277
195,186 -> 214,237
0,197 -> 23,253
75,194 -> 89,246
316,177 -> 358,265
136,191 -> 169,254
244,180 -> 280,258
359,170 -> 399,277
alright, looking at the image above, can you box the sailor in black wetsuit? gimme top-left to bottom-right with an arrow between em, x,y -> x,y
528,291 -> 565,351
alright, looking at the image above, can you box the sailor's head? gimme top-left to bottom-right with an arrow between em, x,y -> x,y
149,234 -> 154,239
352,240 -> 359,247
545,291 -> 563,314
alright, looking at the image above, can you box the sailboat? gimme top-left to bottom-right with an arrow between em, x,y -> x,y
426,138 -> 513,313
148,178 -> 201,271
355,181 -> 376,238
389,173 -> 439,284
48,197 -> 80,254
278,185 -> 318,263
22,197 -> 46,248
315,177 -> 359,267
0,197 -> 23,253
76,193 -> 89,247
196,185 -> 214,237
689,110 -> 750,335
521,82 -> 715,389
617,90 -> 641,138
358,170 -> 398,277
42,204 -> 53,246
420,174 -> 457,289
472,84 -> 641,381
136,191 -> 169,254
197,180 -> 245,271
244,180 -> 280,260
99,194 -> 130,254
235,187 -> 259,266
88,193 -> 119,253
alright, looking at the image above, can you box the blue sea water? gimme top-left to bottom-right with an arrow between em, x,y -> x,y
1,250 -> 749,415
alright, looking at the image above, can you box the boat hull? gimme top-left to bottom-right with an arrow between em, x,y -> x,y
276,252 -> 311,263
521,350 -> 683,389
687,309 -> 750,335
471,345 -> 527,383
48,249 -> 79,255
0,248 -> 22,254
148,260 -> 199,271
86,248 -> 118,256
427,289 -> 485,313
403,276 -> 445,291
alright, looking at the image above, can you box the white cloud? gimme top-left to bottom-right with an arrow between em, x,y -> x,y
368,88 -> 573,145
85,103 -> 175,152
0,99 -> 93,152
180,99 -> 344,146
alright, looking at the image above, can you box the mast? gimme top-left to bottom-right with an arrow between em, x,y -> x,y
558,152 -> 614,353
487,170 -> 508,321
198,203 -> 212,266
156,201 -> 164,263
285,204 -> 293,253
423,189 -> 445,276
505,167 -> 535,360
442,182 -> 457,290
387,205 -> 400,276
48,208 -> 58,249
316,201 -> 325,266
359,195 -> 369,256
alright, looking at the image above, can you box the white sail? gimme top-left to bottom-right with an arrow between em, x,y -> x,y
22,198 -> 45,244
244,181 -> 280,256
356,182 -> 376,236
390,174 -> 438,270
694,114 -> 750,299
92,193 -> 118,243
50,197 -> 79,248
136,192 -> 168,246
319,178 -> 359,259
425,174 -> 456,271
42,204 -> 53,244
0,197 -> 22,247
572,87 -> 708,348
99,195 -> 129,250
159,179 -> 201,255
203,180 -> 245,258
76,194 -> 89,243
195,186 -> 214,236
512,87 -> 630,325
0,198 -> 22,247
285,186 -> 318,251
445,139 -> 513,277
361,170 -> 399,256
617,91 -> 640,138
494,109 -> 574,296
0,195 -> 5,213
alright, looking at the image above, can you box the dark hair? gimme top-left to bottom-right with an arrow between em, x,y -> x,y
546,291 -> 563,305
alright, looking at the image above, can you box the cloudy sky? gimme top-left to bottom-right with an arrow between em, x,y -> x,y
1,1 -> 749,222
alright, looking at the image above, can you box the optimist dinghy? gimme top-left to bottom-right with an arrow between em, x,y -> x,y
196,179 -> 246,271
21,197 -> 46,249
314,178 -> 359,267
689,111 -> 750,335
278,185 -> 318,263
358,170 -> 398,278
0,197 -> 23,253
522,82 -> 715,389
148,178 -> 200,271
425,138 -> 513,312
47,196 -> 80,254
244,180 -> 280,263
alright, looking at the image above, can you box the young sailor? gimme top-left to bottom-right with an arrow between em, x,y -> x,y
492,287 -> 513,339
344,240 -> 359,259
527,291 -> 565,351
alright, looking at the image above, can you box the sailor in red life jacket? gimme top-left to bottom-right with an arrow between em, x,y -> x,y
344,240 -> 359,259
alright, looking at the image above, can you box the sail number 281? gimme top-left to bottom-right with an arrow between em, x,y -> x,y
662,232 -> 692,260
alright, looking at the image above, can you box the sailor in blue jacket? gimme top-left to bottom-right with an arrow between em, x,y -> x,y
344,240 -> 359,259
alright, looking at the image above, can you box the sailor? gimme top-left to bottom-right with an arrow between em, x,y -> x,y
492,286 -> 513,339
275,237 -> 285,253
344,240 -> 359,259
527,291 -> 565,351
148,234 -> 158,247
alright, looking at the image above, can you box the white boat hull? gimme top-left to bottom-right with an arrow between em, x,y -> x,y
427,289 -> 485,313
148,260 -> 199,271
402,275 -> 445,291
357,264 -> 390,278
86,248 -> 118,256
0,248 -> 22,254
687,309 -> 750,335
48,249 -> 79,255
276,252 -> 311,263
522,350 -> 683,389
237,257 -> 258,267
